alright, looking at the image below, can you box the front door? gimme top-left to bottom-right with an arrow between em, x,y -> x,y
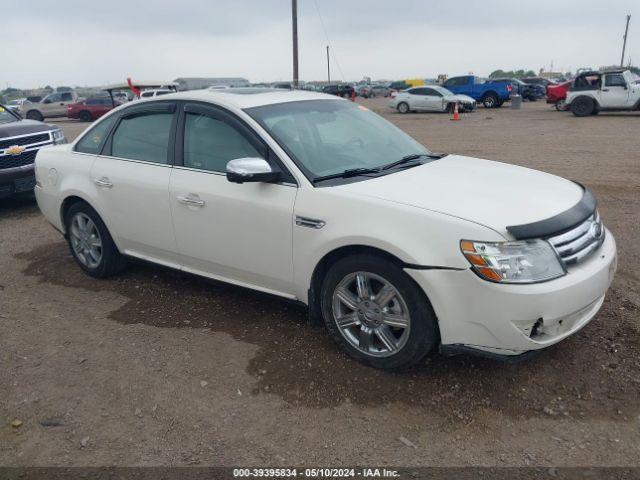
601,73 -> 630,108
90,102 -> 179,265
169,103 -> 297,297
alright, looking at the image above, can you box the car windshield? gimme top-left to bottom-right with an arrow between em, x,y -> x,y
246,99 -> 430,181
0,105 -> 18,124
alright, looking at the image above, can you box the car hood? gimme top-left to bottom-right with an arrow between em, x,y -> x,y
0,119 -> 55,139
337,154 -> 584,238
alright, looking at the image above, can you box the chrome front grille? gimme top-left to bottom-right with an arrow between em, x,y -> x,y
547,212 -> 605,266
0,131 -> 54,170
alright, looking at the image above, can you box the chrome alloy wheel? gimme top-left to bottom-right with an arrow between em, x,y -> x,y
69,212 -> 103,269
332,272 -> 411,357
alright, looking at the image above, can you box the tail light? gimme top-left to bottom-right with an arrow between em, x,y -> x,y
507,85 -> 513,93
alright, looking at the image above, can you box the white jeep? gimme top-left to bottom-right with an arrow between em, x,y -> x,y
566,69 -> 640,116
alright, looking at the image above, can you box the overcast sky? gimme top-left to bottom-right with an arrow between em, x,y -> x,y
2,0 -> 637,88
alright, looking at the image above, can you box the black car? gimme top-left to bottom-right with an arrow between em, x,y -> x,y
0,105 -> 65,198
322,84 -> 355,98
487,78 -> 540,101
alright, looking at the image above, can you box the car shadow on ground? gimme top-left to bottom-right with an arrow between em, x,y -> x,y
16,241 -> 640,422
0,193 -> 38,218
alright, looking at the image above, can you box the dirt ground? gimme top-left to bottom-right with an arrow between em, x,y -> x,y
1,100 -> 639,467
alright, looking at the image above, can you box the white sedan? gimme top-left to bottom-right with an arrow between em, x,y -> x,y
389,86 -> 476,114
34,89 -> 616,369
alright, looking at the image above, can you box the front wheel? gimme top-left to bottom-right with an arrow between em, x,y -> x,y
65,202 -> 127,278
397,102 -> 410,114
320,254 -> 439,370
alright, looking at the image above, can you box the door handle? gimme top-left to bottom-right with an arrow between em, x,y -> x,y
602,89 -> 609,92
93,177 -> 113,188
177,194 -> 205,207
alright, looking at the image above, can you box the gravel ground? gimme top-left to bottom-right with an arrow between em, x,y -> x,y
1,100 -> 639,467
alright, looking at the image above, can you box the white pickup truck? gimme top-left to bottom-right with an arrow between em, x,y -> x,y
566,69 -> 640,116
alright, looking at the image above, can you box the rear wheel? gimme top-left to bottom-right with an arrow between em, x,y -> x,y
26,110 -> 43,121
320,254 -> 439,370
554,99 -> 566,111
482,93 -> 498,108
79,110 -> 93,122
397,102 -> 410,114
571,97 -> 595,117
65,202 -> 127,278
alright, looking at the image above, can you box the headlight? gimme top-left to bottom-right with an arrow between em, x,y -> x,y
51,128 -> 67,145
460,239 -> 565,284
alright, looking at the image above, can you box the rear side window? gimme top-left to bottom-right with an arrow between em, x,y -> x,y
61,93 -> 73,101
183,112 -> 263,173
111,113 -> 173,163
75,115 -> 117,155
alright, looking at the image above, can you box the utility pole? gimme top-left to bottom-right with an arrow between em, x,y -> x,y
326,45 -> 331,83
621,14 -> 631,67
292,0 -> 299,89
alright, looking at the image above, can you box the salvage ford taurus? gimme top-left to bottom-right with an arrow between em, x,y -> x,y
34,89 -> 617,370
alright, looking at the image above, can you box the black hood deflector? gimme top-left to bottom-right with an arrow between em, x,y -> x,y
506,185 -> 597,239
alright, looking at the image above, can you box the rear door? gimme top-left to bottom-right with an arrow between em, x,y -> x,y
405,88 -> 425,109
90,101 -> 180,265
600,73 -> 630,108
422,88 -> 445,111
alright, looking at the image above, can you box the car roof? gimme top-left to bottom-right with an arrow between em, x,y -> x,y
137,88 -> 336,109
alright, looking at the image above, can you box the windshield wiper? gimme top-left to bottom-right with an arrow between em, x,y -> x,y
312,153 -> 448,184
381,153 -> 447,171
313,167 -> 382,183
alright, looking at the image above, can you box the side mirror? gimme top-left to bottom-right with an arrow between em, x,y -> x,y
226,157 -> 279,184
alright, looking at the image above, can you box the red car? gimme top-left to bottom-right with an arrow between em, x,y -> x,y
546,81 -> 572,110
66,97 -> 116,122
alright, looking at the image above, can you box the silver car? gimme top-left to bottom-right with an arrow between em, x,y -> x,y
389,86 -> 476,114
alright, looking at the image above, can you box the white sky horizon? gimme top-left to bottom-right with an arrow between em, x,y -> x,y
1,0 -> 637,89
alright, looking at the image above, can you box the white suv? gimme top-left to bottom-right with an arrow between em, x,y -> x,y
34,89 -> 617,369
566,69 -> 640,116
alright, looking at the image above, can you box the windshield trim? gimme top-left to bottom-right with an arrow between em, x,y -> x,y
244,99 -> 434,187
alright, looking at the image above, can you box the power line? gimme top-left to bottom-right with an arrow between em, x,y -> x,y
313,0 -> 345,81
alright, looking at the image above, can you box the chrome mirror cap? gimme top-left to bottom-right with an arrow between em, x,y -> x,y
226,157 -> 279,184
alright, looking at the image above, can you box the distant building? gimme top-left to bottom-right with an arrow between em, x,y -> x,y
173,77 -> 250,91
538,69 -> 563,79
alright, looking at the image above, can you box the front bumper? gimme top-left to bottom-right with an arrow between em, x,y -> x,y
407,229 -> 617,355
0,165 -> 36,197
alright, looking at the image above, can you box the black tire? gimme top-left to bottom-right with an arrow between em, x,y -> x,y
397,102 -> 410,114
482,92 -> 498,108
64,201 -> 127,278
79,110 -> 93,122
554,99 -> 566,111
320,254 -> 439,370
571,97 -> 595,117
26,110 -> 44,121
446,103 -> 455,113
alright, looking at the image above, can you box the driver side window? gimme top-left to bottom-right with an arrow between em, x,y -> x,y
605,74 -> 626,87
